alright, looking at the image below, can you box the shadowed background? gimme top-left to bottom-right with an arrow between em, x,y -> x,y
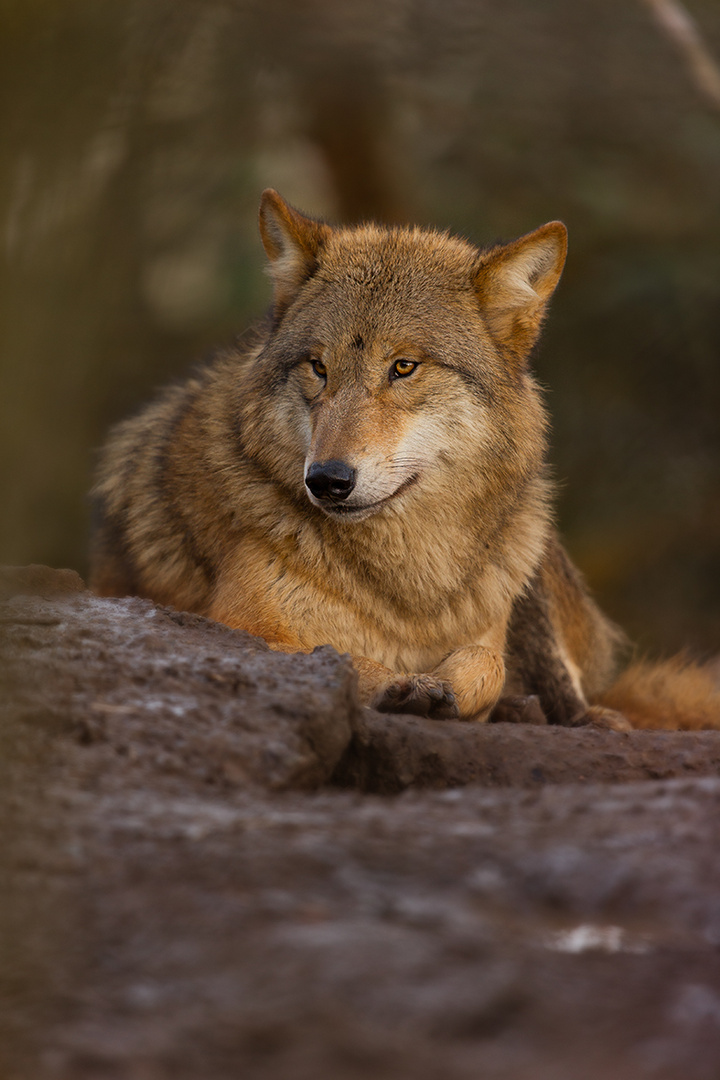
1,0 -> 719,656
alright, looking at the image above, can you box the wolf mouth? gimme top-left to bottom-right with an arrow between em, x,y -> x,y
321,472 -> 420,517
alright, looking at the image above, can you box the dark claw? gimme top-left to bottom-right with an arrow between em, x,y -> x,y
377,676 -> 459,720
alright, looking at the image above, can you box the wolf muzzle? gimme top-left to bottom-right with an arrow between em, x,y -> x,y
305,460 -> 356,502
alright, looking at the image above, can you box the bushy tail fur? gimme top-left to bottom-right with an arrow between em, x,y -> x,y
598,656 -> 720,731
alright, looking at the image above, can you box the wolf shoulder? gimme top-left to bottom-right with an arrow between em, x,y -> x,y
90,340 -> 269,609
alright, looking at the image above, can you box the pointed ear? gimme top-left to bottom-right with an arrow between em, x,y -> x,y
259,189 -> 331,317
474,222 -> 568,362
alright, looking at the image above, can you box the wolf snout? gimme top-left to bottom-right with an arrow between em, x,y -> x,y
305,460 -> 357,501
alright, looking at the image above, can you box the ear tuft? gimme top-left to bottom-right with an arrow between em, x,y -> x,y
475,221 -> 568,362
258,190 -> 331,317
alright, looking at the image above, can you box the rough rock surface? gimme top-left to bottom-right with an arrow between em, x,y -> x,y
334,707 -> 720,792
2,566 -> 720,1080
0,565 -> 357,792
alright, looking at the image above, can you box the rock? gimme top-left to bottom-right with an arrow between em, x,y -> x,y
3,566 -> 720,1080
6,768 -> 720,1080
0,568 -> 357,792
333,708 -> 720,792
4,565 -> 720,797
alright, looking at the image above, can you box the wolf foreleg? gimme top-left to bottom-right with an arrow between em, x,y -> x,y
432,645 -> 506,721
355,647 -> 505,723
354,657 -> 459,720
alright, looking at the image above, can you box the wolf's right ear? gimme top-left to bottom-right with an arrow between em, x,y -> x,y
259,190 -> 331,317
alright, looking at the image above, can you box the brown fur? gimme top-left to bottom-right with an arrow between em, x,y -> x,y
598,658 -> 720,731
90,191 -> 717,731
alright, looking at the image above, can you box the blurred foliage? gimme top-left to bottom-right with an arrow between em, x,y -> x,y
0,0 -> 718,655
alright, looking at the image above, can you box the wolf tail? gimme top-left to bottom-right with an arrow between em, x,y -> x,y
597,656 -> 720,731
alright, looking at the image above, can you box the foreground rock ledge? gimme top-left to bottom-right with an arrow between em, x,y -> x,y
334,709 -> 720,792
3,566 -> 720,1080
0,564 -> 357,791
2,564 -> 720,793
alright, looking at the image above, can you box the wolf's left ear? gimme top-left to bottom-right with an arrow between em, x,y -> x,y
259,189 -> 331,317
474,222 -> 568,362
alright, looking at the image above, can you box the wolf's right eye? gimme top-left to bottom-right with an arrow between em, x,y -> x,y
311,359 -> 327,379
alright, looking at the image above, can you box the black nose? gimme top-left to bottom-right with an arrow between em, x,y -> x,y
305,460 -> 356,501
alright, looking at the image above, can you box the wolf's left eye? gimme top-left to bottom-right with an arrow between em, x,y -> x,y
390,359 -> 418,380
311,359 -> 327,379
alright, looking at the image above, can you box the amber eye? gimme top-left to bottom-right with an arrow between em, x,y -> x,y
391,359 -> 418,380
311,359 -> 327,379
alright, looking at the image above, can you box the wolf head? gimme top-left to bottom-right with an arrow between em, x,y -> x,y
241,190 -> 566,525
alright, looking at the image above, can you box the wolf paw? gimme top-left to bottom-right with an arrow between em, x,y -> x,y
490,694 -> 548,726
570,705 -> 632,733
377,675 -> 459,720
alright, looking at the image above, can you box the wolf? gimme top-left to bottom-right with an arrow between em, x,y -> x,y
90,190 -> 720,731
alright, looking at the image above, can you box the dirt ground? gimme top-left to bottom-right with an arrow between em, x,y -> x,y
2,566 -> 720,1080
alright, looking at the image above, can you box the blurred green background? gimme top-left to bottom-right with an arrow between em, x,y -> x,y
1,0 -> 718,656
